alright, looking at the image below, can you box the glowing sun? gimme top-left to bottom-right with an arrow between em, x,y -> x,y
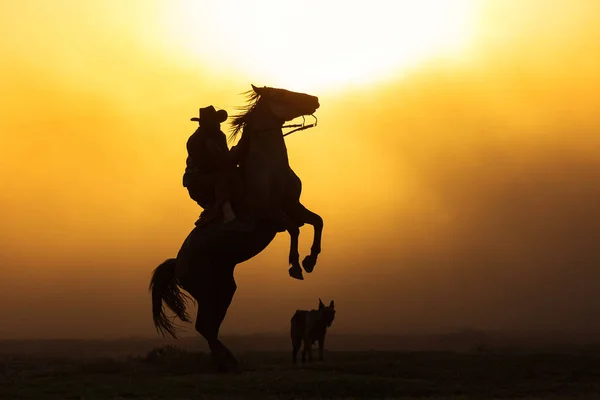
161,0 -> 478,92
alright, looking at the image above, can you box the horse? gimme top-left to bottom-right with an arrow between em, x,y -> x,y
149,84 -> 323,372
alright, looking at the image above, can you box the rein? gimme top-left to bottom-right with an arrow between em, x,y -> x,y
230,114 -> 318,142
282,114 -> 318,138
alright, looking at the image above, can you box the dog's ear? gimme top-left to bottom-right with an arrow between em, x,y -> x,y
329,300 -> 335,308
319,298 -> 325,309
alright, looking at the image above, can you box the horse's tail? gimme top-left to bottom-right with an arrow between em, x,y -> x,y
149,258 -> 191,339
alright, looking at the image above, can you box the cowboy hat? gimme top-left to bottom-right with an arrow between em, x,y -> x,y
190,105 -> 228,123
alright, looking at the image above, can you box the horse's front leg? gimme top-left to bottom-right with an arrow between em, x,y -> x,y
302,207 -> 323,273
287,223 -> 303,280
289,203 -> 323,274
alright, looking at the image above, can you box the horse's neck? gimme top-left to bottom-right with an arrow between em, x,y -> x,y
246,118 -> 290,168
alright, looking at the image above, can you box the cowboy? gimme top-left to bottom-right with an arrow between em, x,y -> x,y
183,105 -> 249,229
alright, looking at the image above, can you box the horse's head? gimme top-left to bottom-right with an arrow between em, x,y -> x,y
250,84 -> 319,122
229,84 -> 319,144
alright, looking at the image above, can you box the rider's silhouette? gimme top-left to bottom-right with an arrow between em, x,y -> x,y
183,106 -> 249,229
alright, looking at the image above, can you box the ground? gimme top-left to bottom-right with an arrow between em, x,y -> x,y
1,343 -> 600,399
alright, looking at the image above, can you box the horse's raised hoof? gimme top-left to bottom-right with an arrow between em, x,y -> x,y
289,266 -> 304,280
302,255 -> 318,273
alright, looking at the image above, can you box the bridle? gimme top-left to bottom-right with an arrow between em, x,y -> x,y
242,113 -> 318,139
282,114 -> 318,138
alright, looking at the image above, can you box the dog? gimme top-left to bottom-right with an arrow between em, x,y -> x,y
290,298 -> 336,364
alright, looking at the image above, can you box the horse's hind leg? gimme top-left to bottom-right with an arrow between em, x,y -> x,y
211,267 -> 239,368
190,265 -> 240,373
213,268 -> 237,331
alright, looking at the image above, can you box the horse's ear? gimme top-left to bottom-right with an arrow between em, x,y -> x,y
251,84 -> 267,96
319,298 -> 325,309
329,300 -> 335,308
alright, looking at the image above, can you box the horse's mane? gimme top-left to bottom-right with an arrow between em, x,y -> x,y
228,90 -> 261,143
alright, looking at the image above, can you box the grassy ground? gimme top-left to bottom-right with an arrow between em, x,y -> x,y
2,347 -> 600,400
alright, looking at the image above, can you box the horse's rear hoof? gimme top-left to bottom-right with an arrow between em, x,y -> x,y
216,365 -> 241,374
215,359 -> 242,374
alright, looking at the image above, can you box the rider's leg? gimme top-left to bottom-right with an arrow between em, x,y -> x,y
221,200 -> 236,223
214,172 -> 237,223
186,182 -> 211,209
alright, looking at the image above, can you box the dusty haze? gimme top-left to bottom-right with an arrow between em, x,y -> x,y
1,1 -> 599,339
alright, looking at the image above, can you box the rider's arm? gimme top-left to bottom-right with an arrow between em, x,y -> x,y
205,139 -> 231,170
228,134 -> 250,166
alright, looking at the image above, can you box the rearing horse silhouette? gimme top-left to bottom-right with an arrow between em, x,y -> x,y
149,85 -> 323,372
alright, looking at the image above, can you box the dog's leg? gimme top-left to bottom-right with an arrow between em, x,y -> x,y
318,335 -> 325,362
292,338 -> 300,364
302,337 -> 310,364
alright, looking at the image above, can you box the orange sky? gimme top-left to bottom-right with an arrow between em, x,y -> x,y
1,1 -> 600,339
